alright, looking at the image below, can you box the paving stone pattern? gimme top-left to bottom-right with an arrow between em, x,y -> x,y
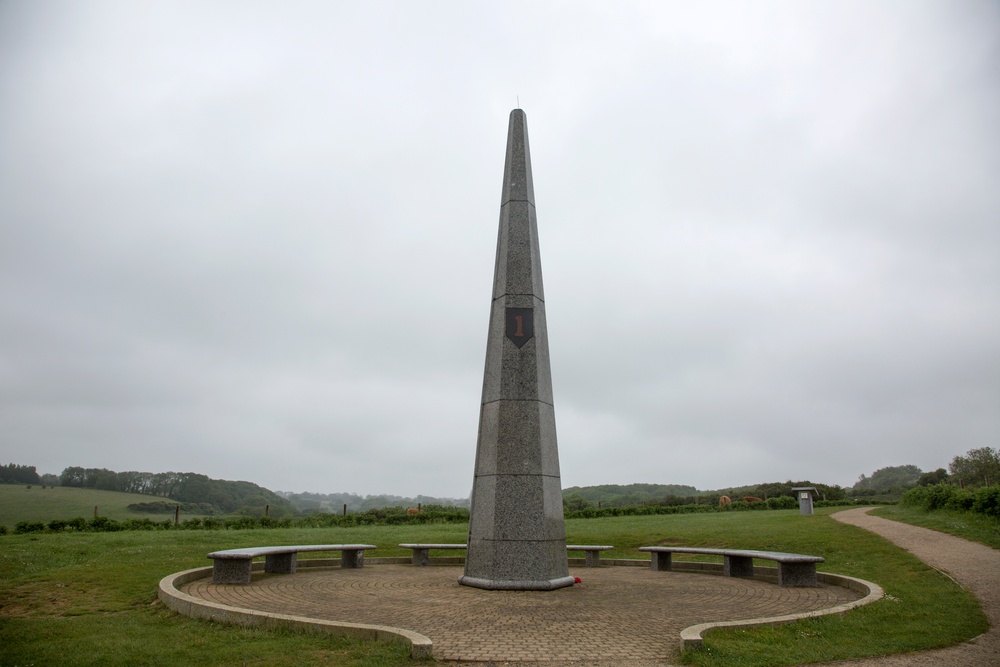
183,564 -> 860,663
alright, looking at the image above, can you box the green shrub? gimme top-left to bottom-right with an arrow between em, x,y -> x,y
728,500 -> 768,511
972,487 -> 1000,517
47,519 -> 70,532
901,485 -> 926,508
0,524 -> 7,535
902,483 -> 993,515
121,518 -> 160,531
564,502 -> 715,520
225,516 -> 260,530
949,489 -> 976,512
88,516 -> 123,532
766,496 -> 797,510
815,499 -> 856,507
14,520 -> 45,534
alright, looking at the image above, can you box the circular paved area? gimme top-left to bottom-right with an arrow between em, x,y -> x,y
183,564 -> 861,664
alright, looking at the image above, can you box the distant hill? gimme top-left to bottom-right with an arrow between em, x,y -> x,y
562,483 -> 701,508
58,467 -> 294,517
278,490 -> 471,513
562,480 -> 848,508
706,480 -> 847,502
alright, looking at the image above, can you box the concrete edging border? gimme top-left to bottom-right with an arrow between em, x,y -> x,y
157,566 -> 433,659
159,558 -> 882,658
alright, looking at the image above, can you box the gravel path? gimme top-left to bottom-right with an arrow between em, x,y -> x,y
821,507 -> 999,666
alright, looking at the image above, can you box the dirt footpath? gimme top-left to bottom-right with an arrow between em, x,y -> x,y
823,507 -> 999,666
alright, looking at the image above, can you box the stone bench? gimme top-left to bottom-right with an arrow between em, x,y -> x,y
566,544 -> 614,567
638,546 -> 823,586
398,543 -> 468,566
207,544 -> 376,584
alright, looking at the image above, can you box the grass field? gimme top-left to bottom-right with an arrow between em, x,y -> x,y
0,508 -> 988,666
0,484 -> 211,527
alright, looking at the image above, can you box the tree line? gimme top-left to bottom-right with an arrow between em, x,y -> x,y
58,467 -> 294,516
9,446 -> 995,522
897,446 -> 1000,519
562,480 -> 846,512
561,483 -> 700,510
0,464 -> 41,485
850,447 -> 999,496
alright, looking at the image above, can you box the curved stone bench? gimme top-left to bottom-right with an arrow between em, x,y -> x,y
639,546 -> 823,586
566,544 -> 614,567
398,543 -> 467,566
208,544 -> 376,584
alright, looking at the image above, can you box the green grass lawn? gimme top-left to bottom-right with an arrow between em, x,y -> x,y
0,509 -> 988,666
0,484 -> 214,527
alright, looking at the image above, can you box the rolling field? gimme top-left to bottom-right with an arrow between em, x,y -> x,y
0,484 -> 208,527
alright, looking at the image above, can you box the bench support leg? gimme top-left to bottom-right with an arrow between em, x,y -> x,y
411,548 -> 430,566
265,552 -> 297,574
341,550 -> 365,568
651,552 -> 672,571
778,562 -> 818,586
584,551 -> 601,567
212,559 -> 253,584
724,555 -> 754,578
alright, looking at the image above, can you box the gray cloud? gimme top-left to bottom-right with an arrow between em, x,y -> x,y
2,1 -> 997,496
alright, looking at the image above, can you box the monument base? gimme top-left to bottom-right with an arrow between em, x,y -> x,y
457,575 -> 576,591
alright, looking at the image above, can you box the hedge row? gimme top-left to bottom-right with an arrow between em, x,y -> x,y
563,496 -> 864,519
3,498 -> 878,535
6,508 -> 472,534
901,483 -> 1000,517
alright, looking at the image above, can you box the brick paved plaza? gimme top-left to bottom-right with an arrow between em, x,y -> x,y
182,563 -> 862,663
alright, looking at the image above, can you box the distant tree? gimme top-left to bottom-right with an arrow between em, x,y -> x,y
949,447 -> 1000,488
916,468 -> 949,486
563,494 -> 592,511
755,482 -> 794,499
852,465 -> 922,493
753,481 -> 845,501
58,466 -> 295,515
60,467 -> 86,487
0,464 -> 41,485
801,482 -> 846,501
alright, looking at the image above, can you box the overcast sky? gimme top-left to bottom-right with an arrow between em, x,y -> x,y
2,1 -> 997,498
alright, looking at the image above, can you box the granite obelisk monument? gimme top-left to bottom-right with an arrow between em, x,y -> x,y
459,109 -> 574,591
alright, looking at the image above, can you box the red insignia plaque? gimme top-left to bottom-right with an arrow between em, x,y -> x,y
505,307 -> 534,348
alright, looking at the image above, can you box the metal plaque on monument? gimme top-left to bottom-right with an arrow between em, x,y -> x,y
459,109 -> 574,591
